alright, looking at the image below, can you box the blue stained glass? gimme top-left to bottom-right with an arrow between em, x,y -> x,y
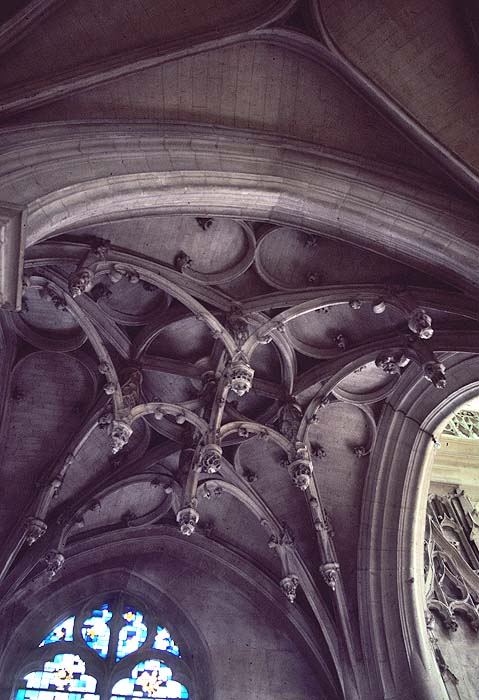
81,604 -> 112,658
16,692 -> 99,699
116,607 -> 148,660
110,660 -> 188,698
153,627 -> 180,657
40,617 -> 75,647
16,654 -> 99,699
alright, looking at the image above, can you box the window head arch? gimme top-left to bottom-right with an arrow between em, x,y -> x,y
13,596 -> 189,700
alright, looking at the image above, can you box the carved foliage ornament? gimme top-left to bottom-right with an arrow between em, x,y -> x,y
226,354 -> 254,397
108,420 -> 133,454
176,505 -> 200,537
24,517 -> 47,546
320,562 -> 340,591
280,574 -> 300,603
288,443 -> 313,491
408,308 -> 434,339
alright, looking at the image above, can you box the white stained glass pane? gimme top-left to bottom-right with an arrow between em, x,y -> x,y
16,654 -> 98,700
110,660 -> 188,698
153,628 -> 180,656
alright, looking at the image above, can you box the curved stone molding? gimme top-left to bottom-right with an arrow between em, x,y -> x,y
332,362 -> 399,404
178,219 -> 256,285
358,354 -> 479,700
0,124 -> 477,294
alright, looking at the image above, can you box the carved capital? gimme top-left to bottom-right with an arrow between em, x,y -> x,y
24,517 -> 47,546
227,353 -> 254,397
177,506 -> 200,536
320,562 -> 340,591
280,574 -> 300,603
108,420 -> 133,454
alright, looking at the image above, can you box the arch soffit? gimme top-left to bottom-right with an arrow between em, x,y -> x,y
358,354 -> 479,700
1,125 -> 478,294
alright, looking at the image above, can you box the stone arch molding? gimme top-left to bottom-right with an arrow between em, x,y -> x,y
2,123 -> 479,309
359,354 -> 479,700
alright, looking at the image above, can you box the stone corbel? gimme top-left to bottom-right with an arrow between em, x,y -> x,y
0,204 -> 25,311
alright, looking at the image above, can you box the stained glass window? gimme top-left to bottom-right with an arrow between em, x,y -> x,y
81,603 -> 112,658
153,627 -> 180,656
110,660 -> 188,699
15,600 -> 190,700
15,653 -> 99,699
40,617 -> 75,646
116,606 -> 148,660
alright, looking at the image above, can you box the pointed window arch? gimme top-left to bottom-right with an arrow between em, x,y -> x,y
13,596 -> 189,700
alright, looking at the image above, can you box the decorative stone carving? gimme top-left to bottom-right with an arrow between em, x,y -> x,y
372,298 -> 386,314
68,268 -> 94,297
353,445 -> 367,458
408,308 -> 434,339
426,493 -> 479,634
304,233 -> 319,249
320,562 -> 340,591
108,264 -> 140,284
288,443 -> 313,491
120,368 -> 143,410
199,443 -> 223,474
335,333 -> 346,351
280,574 -> 300,603
312,444 -> 327,459
153,408 -> 165,423
243,469 -> 258,483
202,485 -> 223,499
227,311 -> 249,346
108,420 -> 133,454
90,236 -> 110,258
177,505 -> 200,536
277,399 -> 302,441
375,350 -> 408,375
349,299 -> 361,310
423,360 -> 446,389
174,251 -> 192,272
44,550 -> 65,578
24,517 -> 47,546
444,410 -> 479,439
98,411 -> 113,429
307,271 -> 321,285
103,382 -> 117,395
39,285 -> 68,311
196,217 -> 213,230
226,354 -> 254,397
425,611 -> 459,684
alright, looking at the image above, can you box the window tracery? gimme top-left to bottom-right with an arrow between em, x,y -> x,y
13,598 -> 188,700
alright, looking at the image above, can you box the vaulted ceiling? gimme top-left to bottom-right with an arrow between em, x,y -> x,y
1,2 -> 479,700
